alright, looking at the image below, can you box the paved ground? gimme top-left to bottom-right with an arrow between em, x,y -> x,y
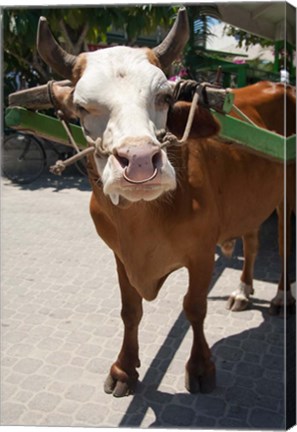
1,172 -> 296,429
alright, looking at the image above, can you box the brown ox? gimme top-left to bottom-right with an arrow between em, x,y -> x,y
173,79 -> 295,313
36,9 -> 295,397
224,82 -> 295,313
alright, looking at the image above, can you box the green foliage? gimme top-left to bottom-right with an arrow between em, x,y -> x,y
224,25 -> 273,50
2,5 -> 178,104
247,57 -> 274,72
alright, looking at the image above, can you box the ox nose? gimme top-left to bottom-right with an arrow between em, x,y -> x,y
115,141 -> 162,183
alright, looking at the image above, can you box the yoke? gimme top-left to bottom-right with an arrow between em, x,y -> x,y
4,81 -> 296,163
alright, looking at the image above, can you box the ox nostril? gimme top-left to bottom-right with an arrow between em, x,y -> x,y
152,150 -> 162,168
115,142 -> 163,184
115,154 -> 129,169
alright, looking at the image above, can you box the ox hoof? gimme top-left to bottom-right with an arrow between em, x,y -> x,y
185,367 -> 216,394
269,301 -> 296,316
268,304 -> 283,316
104,374 -> 137,397
269,291 -> 296,316
226,282 -> 253,312
226,296 -> 249,312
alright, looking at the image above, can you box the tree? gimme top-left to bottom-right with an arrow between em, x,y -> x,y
224,25 -> 273,50
3,5 -> 178,102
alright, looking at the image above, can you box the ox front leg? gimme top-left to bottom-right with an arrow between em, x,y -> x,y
183,255 -> 216,393
226,230 -> 258,312
104,256 -> 143,397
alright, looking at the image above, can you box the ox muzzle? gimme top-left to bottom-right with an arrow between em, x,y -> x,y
114,139 -> 161,184
97,136 -> 177,205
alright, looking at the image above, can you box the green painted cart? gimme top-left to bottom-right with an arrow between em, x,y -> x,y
5,108 -> 295,165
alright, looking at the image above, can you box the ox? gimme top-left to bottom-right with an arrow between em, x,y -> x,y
172,79 -> 295,313
36,8 -> 295,397
223,82 -> 295,313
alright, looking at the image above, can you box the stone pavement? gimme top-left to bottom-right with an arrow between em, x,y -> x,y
1,173 -> 296,429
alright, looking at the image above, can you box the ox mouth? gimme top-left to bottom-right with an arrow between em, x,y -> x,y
120,185 -> 166,200
121,183 -> 161,190
101,151 -> 176,205
108,183 -> 173,206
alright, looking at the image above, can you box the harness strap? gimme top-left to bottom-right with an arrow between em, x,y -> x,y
231,104 -> 259,127
49,81 -> 258,177
49,90 -> 200,175
47,80 -> 58,108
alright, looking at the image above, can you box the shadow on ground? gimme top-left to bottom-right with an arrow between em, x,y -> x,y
118,307 -> 294,429
116,213 -> 295,429
2,172 -> 91,192
2,174 -> 295,429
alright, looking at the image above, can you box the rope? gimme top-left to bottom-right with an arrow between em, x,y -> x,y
44,79 -> 265,178
50,146 -> 95,175
160,90 -> 200,148
56,110 -> 81,153
231,105 -> 259,127
180,91 -> 199,142
49,83 -> 206,176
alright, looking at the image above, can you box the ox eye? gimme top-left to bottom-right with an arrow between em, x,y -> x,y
155,92 -> 174,109
75,104 -> 89,115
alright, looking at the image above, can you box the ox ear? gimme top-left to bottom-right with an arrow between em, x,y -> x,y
37,16 -> 77,79
166,101 -> 221,139
153,8 -> 189,70
50,82 -> 78,119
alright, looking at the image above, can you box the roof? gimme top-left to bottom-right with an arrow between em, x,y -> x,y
216,1 -> 296,45
206,21 -> 275,62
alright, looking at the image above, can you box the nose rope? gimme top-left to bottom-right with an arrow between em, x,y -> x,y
50,90 -> 199,176
158,91 -> 200,148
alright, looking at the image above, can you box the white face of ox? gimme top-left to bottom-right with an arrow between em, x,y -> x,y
73,46 -> 176,205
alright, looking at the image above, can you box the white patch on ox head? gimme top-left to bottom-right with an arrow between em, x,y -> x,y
73,46 -> 176,205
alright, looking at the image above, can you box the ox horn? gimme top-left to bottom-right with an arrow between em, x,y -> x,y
37,16 -> 77,79
153,7 -> 189,70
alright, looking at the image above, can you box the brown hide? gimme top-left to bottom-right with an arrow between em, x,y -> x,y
232,81 -> 296,136
167,102 -> 221,139
232,81 -> 296,264
88,80 -> 295,395
90,81 -> 292,276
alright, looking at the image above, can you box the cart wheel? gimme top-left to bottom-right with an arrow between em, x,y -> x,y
2,133 -> 46,184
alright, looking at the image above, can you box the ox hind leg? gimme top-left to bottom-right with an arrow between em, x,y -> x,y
269,201 -> 296,315
184,252 -> 216,393
226,230 -> 258,311
104,255 -> 143,397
